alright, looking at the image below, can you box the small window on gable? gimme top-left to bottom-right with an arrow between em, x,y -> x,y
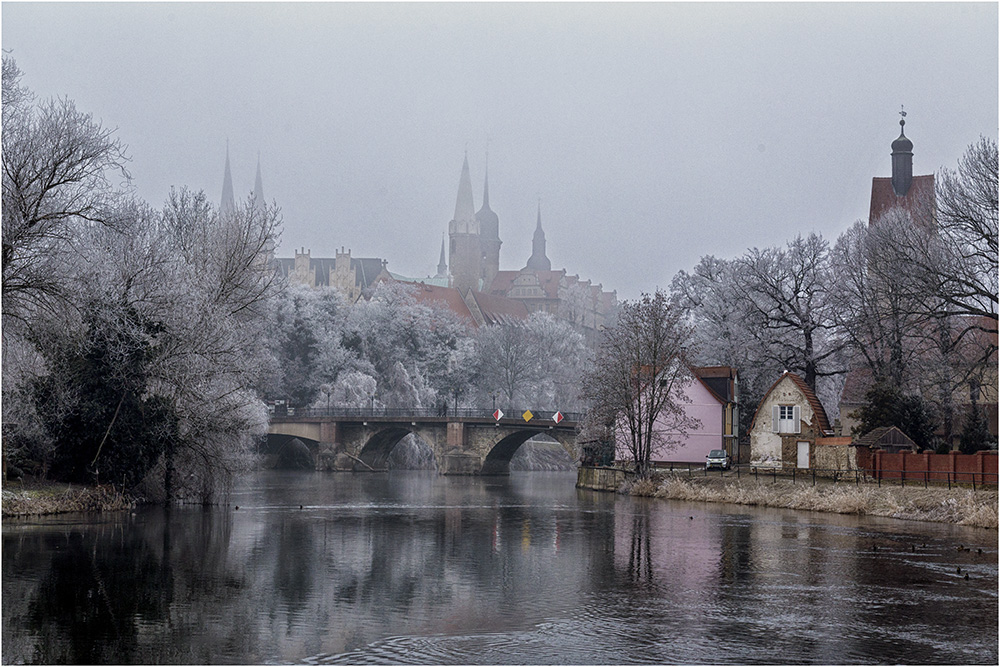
771,404 -> 801,434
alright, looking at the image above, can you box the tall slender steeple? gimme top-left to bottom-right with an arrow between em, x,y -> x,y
891,107 -> 914,197
452,152 -> 477,232
524,200 -> 551,271
476,154 -> 501,289
220,142 -> 236,219
449,152 -> 482,294
435,234 -> 448,279
253,153 -> 265,212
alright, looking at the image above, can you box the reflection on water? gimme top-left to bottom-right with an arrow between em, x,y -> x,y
3,470 -> 997,664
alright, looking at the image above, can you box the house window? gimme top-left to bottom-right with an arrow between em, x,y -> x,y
772,404 -> 801,434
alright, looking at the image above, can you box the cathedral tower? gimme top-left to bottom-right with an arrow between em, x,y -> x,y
476,159 -> 501,290
448,153 -> 481,294
524,201 -> 551,271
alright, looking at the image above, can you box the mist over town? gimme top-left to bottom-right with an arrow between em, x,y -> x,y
2,3 -> 997,665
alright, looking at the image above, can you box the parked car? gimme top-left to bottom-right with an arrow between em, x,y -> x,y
705,449 -> 730,470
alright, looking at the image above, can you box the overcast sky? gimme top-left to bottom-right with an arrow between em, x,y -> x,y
3,2 -> 997,300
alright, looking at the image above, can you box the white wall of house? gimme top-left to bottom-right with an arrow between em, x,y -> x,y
750,375 -> 823,468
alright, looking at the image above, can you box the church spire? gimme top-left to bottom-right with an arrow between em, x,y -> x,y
220,143 -> 235,218
253,152 -> 265,212
453,151 -> 476,228
436,233 -> 448,279
524,199 -> 551,271
476,151 -> 501,290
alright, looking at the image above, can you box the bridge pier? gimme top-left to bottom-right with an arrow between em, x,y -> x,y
441,422 -> 482,475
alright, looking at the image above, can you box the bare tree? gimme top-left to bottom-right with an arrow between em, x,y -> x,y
2,55 -> 130,336
933,136 -> 998,332
734,234 -> 844,390
581,290 -> 697,478
831,216 -> 935,388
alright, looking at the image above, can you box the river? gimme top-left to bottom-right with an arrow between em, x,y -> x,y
2,470 -> 997,664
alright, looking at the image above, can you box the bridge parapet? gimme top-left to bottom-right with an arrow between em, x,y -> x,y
273,406 -> 584,424
266,408 -> 581,475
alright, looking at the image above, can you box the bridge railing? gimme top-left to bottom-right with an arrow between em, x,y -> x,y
273,406 -> 584,423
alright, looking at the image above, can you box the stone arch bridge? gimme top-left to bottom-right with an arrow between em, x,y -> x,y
266,408 -> 582,475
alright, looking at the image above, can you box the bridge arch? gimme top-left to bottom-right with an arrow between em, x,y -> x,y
480,430 -> 578,475
356,427 -> 413,470
262,433 -> 317,469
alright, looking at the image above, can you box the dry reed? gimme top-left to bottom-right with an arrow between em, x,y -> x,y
2,484 -> 136,517
625,475 -> 998,529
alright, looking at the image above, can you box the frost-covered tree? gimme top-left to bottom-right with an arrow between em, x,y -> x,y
471,312 -> 586,413
831,216 -> 935,389
2,55 -> 130,339
670,255 -> 784,439
581,290 -> 697,478
734,234 -> 843,391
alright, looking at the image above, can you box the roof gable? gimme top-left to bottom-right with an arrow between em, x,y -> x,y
750,372 -> 831,433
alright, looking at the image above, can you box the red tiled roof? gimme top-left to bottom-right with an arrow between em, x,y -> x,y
468,290 -> 529,325
487,271 -> 519,295
403,281 -> 477,326
869,174 -> 935,225
839,366 -> 874,407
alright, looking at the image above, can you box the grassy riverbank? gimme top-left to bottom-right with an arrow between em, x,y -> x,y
2,481 -> 136,517
625,474 -> 999,529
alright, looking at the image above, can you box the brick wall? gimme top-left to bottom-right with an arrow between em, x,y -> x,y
863,450 -> 998,485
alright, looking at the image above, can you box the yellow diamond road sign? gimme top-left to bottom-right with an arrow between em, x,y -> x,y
522,410 -> 534,422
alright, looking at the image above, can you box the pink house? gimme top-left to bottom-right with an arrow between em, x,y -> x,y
615,366 -> 739,467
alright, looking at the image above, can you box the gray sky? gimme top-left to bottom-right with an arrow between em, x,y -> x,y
3,2 -> 997,300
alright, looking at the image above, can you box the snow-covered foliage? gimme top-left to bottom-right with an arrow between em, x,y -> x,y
2,58 -> 283,501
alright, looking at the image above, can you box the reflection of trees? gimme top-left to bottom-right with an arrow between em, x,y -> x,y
627,506 -> 653,584
4,472 -> 623,663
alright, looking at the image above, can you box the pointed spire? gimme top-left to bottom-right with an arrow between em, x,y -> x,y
253,152 -> 264,209
453,151 -> 476,226
482,152 -> 491,208
525,199 -> 551,271
220,142 -> 235,219
436,233 -> 448,279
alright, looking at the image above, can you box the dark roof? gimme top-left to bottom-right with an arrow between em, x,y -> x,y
692,366 -> 737,404
854,426 -> 917,450
273,256 -> 385,289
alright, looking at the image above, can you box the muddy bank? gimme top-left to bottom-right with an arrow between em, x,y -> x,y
625,474 -> 998,529
2,482 -> 136,517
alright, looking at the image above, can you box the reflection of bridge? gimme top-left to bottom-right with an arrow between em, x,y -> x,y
266,408 -> 582,475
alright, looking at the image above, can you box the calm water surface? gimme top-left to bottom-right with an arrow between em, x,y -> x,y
3,470 -> 997,664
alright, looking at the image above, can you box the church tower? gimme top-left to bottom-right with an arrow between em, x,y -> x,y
448,153 -> 481,294
524,201 -> 551,271
891,115 -> 914,197
476,159 -> 501,290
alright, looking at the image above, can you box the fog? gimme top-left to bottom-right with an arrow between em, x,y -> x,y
3,2 -> 996,299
